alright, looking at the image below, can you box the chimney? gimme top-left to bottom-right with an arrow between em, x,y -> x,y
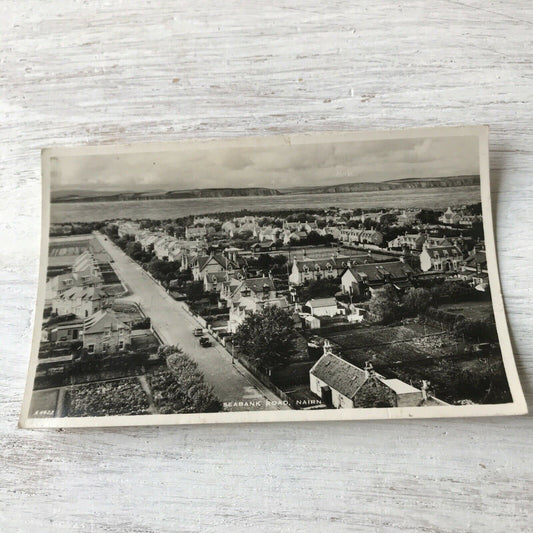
421,380 -> 429,401
323,339 -> 332,356
364,361 -> 374,379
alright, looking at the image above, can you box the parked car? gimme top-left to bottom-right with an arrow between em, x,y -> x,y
193,328 -> 204,337
199,337 -> 212,348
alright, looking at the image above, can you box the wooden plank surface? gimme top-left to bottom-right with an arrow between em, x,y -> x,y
1,1 -> 531,531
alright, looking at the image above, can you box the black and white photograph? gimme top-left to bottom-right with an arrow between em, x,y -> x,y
19,126 -> 527,427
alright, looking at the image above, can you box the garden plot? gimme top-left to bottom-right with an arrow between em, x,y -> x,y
62,377 -> 150,417
323,323 -> 456,367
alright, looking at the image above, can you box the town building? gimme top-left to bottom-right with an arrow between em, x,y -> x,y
192,253 -> 240,281
82,309 -> 131,354
388,233 -> 426,252
341,228 -> 384,247
45,251 -> 104,303
439,207 -> 462,225
227,276 -> 289,333
340,261 -> 415,297
185,226 -> 208,240
304,297 -> 340,317
288,256 -> 354,286
204,269 -> 245,293
117,221 -> 141,238
309,344 -> 437,408
52,286 -> 110,318
419,242 -> 464,272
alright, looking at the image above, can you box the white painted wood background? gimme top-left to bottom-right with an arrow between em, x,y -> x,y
1,1 -> 532,531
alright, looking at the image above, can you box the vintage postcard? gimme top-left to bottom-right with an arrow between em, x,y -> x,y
19,126 -> 527,428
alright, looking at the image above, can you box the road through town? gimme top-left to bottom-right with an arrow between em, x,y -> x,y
94,232 -> 288,411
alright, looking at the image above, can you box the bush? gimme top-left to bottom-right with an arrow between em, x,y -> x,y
146,346 -> 222,413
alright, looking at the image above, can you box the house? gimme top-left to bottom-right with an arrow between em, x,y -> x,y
117,221 -> 141,238
47,320 -> 84,343
251,241 -> 277,253
45,251 -> 104,303
221,220 -> 237,235
82,309 -> 131,354
185,226 -> 207,240
153,236 -> 179,260
324,226 -> 342,240
52,286 -> 110,318
342,228 -> 384,247
288,256 -> 354,286
193,216 -> 219,226
204,269 -> 244,293
192,253 -> 240,281
341,261 -> 415,297
309,345 -> 435,408
304,297 -> 339,317
388,233 -> 426,252
439,207 -> 462,225
227,276 -> 289,333
460,244 -> 489,291
419,243 -> 464,272
258,226 -> 282,242
397,210 -> 420,226
234,215 -> 256,226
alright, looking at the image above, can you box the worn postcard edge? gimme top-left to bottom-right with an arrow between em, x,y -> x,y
19,125 -> 528,429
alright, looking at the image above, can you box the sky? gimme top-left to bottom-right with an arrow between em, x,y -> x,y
50,135 -> 479,192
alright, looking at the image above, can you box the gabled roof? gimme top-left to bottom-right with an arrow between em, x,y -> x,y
310,353 -> 368,399
306,297 -> 338,308
241,276 -> 276,294
83,310 -> 129,335
196,254 -> 238,272
343,261 -> 414,283
58,286 -> 107,302
294,256 -> 354,271
424,245 -> 462,259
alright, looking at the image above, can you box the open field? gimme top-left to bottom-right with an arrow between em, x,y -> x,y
322,323 -> 458,368
439,300 -> 493,321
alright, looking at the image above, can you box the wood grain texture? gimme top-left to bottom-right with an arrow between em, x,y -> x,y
1,1 -> 532,531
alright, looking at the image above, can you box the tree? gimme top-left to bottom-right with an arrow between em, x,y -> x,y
233,307 -> 295,369
185,281 -> 205,302
369,285 -> 401,324
403,287 -> 433,316
298,278 -> 339,303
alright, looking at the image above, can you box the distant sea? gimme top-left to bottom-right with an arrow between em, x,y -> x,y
51,185 -> 481,223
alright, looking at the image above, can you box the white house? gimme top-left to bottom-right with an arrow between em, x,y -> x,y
419,243 -> 463,272
438,207 -> 461,225
185,226 -> 207,240
309,345 -> 439,409
52,286 -> 109,318
289,256 -> 352,286
305,297 -> 339,317
227,276 -> 289,333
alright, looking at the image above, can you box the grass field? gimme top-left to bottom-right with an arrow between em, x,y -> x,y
322,323 -> 457,368
439,300 -> 493,321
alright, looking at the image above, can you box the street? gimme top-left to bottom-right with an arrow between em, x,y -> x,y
94,232 -> 289,411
